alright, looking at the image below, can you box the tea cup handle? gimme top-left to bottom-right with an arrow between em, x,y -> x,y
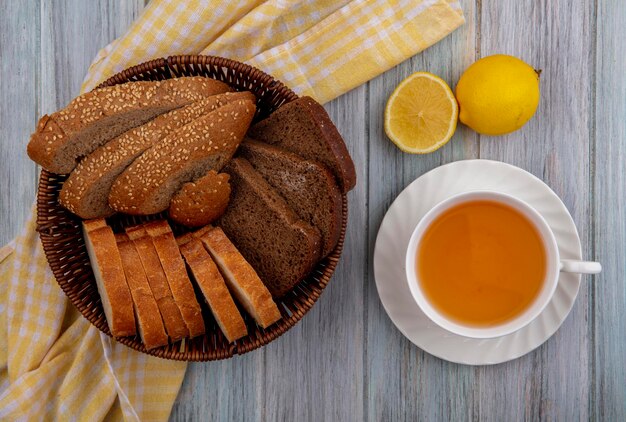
560,259 -> 602,274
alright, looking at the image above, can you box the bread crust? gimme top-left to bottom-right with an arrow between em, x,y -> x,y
108,99 -> 256,215
199,227 -> 281,329
28,77 -> 232,174
178,237 -> 247,343
249,96 -> 356,192
115,233 -> 169,350
143,220 -> 205,338
125,226 -> 189,341
60,92 -> 253,219
240,139 -> 342,257
169,171 -> 231,227
82,221 -> 136,337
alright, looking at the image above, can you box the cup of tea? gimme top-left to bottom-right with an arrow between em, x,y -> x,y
405,190 -> 601,339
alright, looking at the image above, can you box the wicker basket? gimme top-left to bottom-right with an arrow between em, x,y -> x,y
36,55 -> 347,361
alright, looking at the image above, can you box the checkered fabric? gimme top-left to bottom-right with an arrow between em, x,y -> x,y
0,1 -> 463,420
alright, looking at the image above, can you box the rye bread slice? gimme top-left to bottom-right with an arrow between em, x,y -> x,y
248,96 -> 356,193
60,92 -> 254,219
218,158 -> 321,297
28,77 -> 232,174
239,138 -> 342,257
108,99 -> 255,215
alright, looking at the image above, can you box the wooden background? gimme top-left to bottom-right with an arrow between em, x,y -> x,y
1,0 -> 624,420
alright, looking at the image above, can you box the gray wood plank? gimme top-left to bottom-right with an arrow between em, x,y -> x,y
366,0 -> 479,420
0,0 -> 40,246
477,1 -> 594,421
593,0 -> 626,420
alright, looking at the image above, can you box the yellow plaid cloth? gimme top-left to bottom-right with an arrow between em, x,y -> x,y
0,0 -> 463,420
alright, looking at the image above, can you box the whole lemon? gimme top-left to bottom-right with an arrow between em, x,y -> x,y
455,54 -> 540,135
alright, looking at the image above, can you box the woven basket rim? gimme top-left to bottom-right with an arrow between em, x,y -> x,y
36,55 -> 348,361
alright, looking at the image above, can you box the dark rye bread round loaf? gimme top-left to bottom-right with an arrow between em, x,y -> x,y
248,96 -> 356,193
218,157 -> 322,298
239,138 -> 342,258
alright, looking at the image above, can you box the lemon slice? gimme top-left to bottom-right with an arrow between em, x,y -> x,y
384,72 -> 458,154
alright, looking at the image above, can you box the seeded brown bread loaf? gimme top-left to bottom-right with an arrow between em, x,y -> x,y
125,226 -> 189,342
199,227 -> 281,328
28,77 -> 232,174
82,220 -> 136,337
240,139 -> 342,257
60,92 -> 254,219
115,233 -> 169,350
169,170 -> 231,227
143,220 -> 205,338
218,158 -> 321,297
178,237 -> 247,343
109,99 -> 256,215
248,96 -> 356,192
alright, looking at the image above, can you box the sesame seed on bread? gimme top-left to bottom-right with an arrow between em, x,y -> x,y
59,92 -> 253,219
28,77 -> 232,174
108,99 -> 256,215
239,138 -> 342,257
248,96 -> 356,193
169,170 -> 231,227
218,158 -> 321,298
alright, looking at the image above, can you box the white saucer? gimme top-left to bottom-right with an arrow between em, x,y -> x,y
373,160 -> 582,365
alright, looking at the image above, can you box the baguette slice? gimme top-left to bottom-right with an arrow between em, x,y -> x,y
125,226 -> 189,342
28,77 -> 232,174
178,237 -> 247,343
115,233 -> 168,350
82,220 -> 136,337
249,96 -> 356,192
240,138 -> 342,257
199,227 -> 281,328
218,158 -> 321,297
109,99 -> 256,215
60,92 -> 254,219
143,220 -> 205,338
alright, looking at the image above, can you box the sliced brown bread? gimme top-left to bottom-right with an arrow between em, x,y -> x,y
199,227 -> 281,328
60,92 -> 254,219
125,226 -> 189,342
240,138 -> 342,257
28,77 -> 232,174
109,99 -> 256,215
142,220 -> 205,338
115,233 -> 169,350
82,220 -> 136,337
178,237 -> 247,343
218,158 -> 321,297
248,96 -> 356,192
168,170 -> 231,227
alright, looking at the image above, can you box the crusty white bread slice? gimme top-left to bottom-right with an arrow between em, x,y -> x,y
115,233 -> 168,350
108,99 -> 256,215
60,92 -> 254,219
142,220 -> 205,338
178,237 -> 247,343
82,220 -> 136,337
125,226 -> 189,342
199,227 -> 281,329
28,77 -> 232,174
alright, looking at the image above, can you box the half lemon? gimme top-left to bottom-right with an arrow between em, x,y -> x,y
384,72 -> 458,154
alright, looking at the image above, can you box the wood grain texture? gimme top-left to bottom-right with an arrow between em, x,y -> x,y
594,1 -> 626,420
1,0 -> 625,420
